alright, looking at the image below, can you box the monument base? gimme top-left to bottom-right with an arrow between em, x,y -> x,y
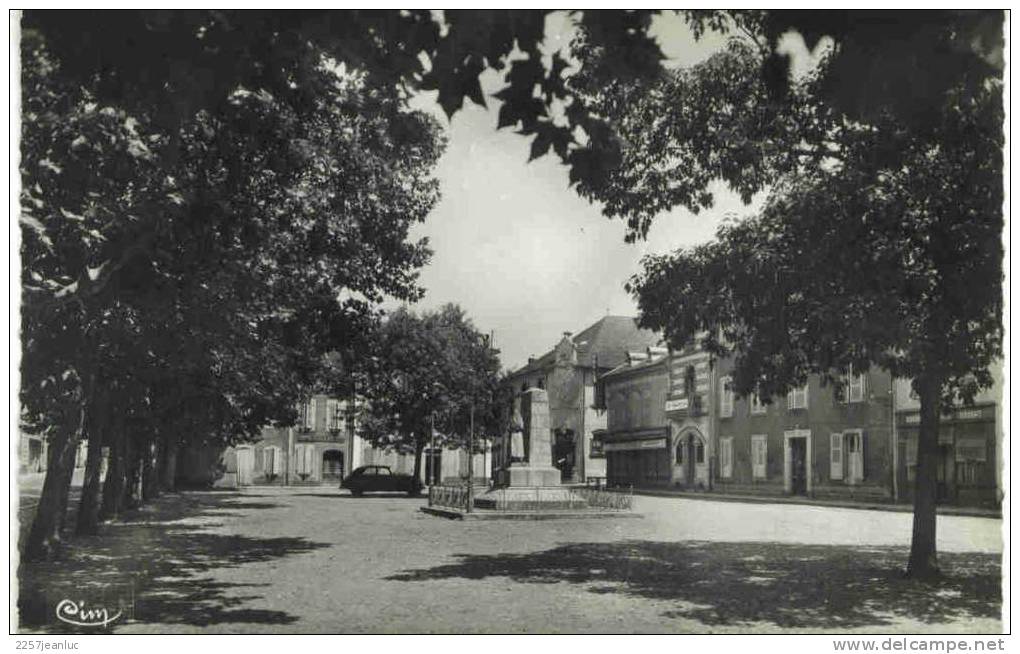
507,465 -> 562,488
474,485 -> 590,511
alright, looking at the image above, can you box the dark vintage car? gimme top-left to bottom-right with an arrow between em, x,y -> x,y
341,465 -> 423,497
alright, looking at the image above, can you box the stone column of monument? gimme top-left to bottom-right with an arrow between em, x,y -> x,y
507,388 -> 561,487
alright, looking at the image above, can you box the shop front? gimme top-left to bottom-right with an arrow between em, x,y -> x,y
604,428 -> 671,488
897,403 -> 999,508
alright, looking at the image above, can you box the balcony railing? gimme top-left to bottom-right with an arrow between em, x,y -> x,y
296,428 -> 346,442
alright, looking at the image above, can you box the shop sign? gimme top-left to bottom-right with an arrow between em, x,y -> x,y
665,398 -> 688,412
955,438 -> 987,462
603,438 -> 667,452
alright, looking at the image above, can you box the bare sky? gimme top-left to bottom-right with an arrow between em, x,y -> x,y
401,13 -> 770,371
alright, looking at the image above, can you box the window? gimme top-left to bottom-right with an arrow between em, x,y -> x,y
675,441 -> 685,465
787,383 -> 808,410
751,435 -> 768,479
845,366 -> 866,403
846,430 -> 865,483
683,365 -> 697,397
750,393 -> 767,415
719,377 -> 734,418
301,399 -> 316,431
694,440 -> 705,464
720,437 -> 733,478
262,446 -> 282,476
956,461 -> 982,485
327,399 -> 342,430
294,444 -> 316,477
829,433 -> 844,480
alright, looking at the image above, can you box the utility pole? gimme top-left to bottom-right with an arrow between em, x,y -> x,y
286,425 -> 294,486
467,402 -> 475,513
429,412 -> 436,486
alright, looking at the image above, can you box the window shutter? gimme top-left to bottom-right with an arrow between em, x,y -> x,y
751,435 -> 767,479
308,399 -> 317,431
830,433 -> 843,480
720,438 -> 733,478
720,378 -> 733,417
860,431 -> 867,480
325,399 -> 337,430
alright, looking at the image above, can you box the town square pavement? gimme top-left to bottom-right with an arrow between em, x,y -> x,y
16,487 -> 1002,634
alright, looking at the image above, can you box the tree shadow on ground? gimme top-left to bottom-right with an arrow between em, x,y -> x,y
291,493 -> 422,500
18,491 -> 329,632
386,540 -> 1001,630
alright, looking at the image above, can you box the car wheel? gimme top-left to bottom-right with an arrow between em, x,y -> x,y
351,489 -> 363,497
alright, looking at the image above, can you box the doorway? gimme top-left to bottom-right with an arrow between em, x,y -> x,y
236,447 -> 255,486
322,450 -> 344,482
789,437 -> 808,495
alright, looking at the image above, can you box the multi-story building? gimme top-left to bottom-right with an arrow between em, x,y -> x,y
596,348 -> 671,488
219,393 -> 487,488
893,364 -> 1003,508
599,342 -> 1002,509
709,359 -> 894,503
504,316 -> 662,483
18,432 -> 87,474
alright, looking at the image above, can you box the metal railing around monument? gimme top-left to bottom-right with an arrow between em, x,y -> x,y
428,484 -> 471,511
428,483 -> 634,512
479,485 -> 635,512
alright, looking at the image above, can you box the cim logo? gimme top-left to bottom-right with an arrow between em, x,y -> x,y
55,599 -> 122,628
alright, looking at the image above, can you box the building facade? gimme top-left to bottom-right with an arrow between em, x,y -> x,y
599,343 -> 1002,509
709,359 -> 895,503
504,316 -> 662,484
893,366 -> 1003,509
597,349 -> 671,488
18,432 -> 87,474
220,394 -> 487,488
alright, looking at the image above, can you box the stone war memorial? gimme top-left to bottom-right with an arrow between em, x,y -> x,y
424,388 -> 636,518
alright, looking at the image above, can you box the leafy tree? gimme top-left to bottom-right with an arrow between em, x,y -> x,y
358,305 -> 502,483
19,29 -> 445,558
576,13 -> 1003,578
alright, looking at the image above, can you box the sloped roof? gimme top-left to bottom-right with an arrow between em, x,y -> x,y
509,316 -> 662,377
600,352 -> 669,381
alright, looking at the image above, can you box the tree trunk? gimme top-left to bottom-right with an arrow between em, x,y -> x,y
153,437 -> 166,495
99,428 -> 126,521
160,438 -> 179,492
907,374 -> 942,579
412,437 -> 425,485
123,435 -> 141,509
75,416 -> 106,535
24,403 -> 85,562
142,436 -> 158,500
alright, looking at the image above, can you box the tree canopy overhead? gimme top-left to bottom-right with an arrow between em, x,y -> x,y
572,11 -> 1004,578
18,27 -> 446,558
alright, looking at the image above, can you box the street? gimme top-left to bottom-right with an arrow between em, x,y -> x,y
17,487 -> 1001,634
